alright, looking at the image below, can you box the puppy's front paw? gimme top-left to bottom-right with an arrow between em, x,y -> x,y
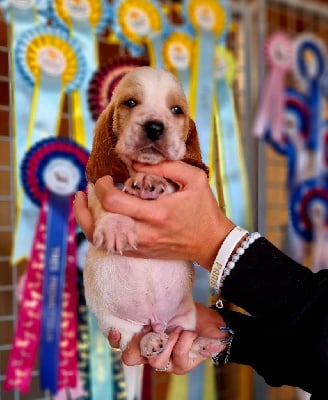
124,173 -> 175,200
140,332 -> 169,358
189,337 -> 227,359
93,214 -> 137,253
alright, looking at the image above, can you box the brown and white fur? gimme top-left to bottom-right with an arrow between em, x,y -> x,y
84,66 -> 225,359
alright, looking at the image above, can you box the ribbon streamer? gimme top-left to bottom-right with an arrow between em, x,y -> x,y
214,46 -> 252,229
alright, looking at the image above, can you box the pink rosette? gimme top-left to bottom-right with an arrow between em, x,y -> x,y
253,32 -> 293,142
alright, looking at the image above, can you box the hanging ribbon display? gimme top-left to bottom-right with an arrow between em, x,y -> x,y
162,30 -> 194,100
113,0 -> 167,67
4,138 -> 89,394
214,45 -> 252,229
184,0 -> 228,166
11,25 -> 86,265
88,57 -> 148,121
253,32 -> 293,142
50,0 -> 111,150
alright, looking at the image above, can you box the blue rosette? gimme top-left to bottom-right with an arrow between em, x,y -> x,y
289,177 -> 328,242
15,25 -> 86,93
265,87 -> 310,155
21,137 -> 89,207
294,33 -> 327,151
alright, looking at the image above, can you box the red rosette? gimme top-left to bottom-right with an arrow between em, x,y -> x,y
87,57 -> 148,121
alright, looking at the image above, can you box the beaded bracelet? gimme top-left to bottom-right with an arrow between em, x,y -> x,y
218,231 -> 261,289
209,226 -> 248,289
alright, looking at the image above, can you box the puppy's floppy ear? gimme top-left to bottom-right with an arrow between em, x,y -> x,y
86,103 -> 129,184
183,118 -> 209,176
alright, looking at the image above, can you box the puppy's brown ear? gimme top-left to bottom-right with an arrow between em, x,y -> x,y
183,118 -> 209,176
86,104 -> 129,183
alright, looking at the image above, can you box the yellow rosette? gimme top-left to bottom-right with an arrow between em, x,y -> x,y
187,0 -> 226,36
184,0 -> 228,166
12,25 -> 86,265
114,0 -> 166,67
52,0 -> 103,29
50,0 -> 111,150
162,31 -> 194,98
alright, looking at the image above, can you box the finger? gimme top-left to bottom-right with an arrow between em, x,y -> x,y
133,161 -> 205,186
171,331 -> 204,372
95,176 -> 165,222
121,327 -> 151,366
147,327 -> 182,371
108,328 -> 121,349
73,191 -> 94,242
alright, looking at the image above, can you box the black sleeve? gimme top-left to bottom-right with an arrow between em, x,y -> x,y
213,237 -> 328,398
220,237 -> 325,318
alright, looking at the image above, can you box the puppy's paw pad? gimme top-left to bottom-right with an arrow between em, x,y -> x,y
140,332 -> 169,358
190,337 -> 227,359
93,214 -> 137,253
124,173 -> 173,200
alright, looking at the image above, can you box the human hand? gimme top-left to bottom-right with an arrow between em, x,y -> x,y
108,303 -> 228,374
74,161 -> 235,270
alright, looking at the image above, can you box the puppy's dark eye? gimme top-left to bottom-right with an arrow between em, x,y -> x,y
171,105 -> 184,115
123,99 -> 137,108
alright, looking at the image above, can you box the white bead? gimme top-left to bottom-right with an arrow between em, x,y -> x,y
227,261 -> 235,269
232,254 -> 240,262
236,247 -> 245,255
241,241 -> 249,249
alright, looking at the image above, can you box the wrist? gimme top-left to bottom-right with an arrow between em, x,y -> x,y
198,220 -> 236,270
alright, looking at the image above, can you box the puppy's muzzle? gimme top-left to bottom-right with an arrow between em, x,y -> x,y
144,120 -> 164,142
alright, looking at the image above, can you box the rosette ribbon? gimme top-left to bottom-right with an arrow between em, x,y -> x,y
50,0 -> 112,150
293,34 -> 327,170
253,32 -> 293,142
289,175 -> 328,271
0,0 -> 48,215
12,25 -> 86,265
113,0 -> 167,68
213,46 -> 252,228
266,88 -> 310,263
184,0 -> 228,167
162,30 -> 194,100
4,138 -> 89,395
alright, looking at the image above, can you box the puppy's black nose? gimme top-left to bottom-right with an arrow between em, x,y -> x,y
144,120 -> 164,141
